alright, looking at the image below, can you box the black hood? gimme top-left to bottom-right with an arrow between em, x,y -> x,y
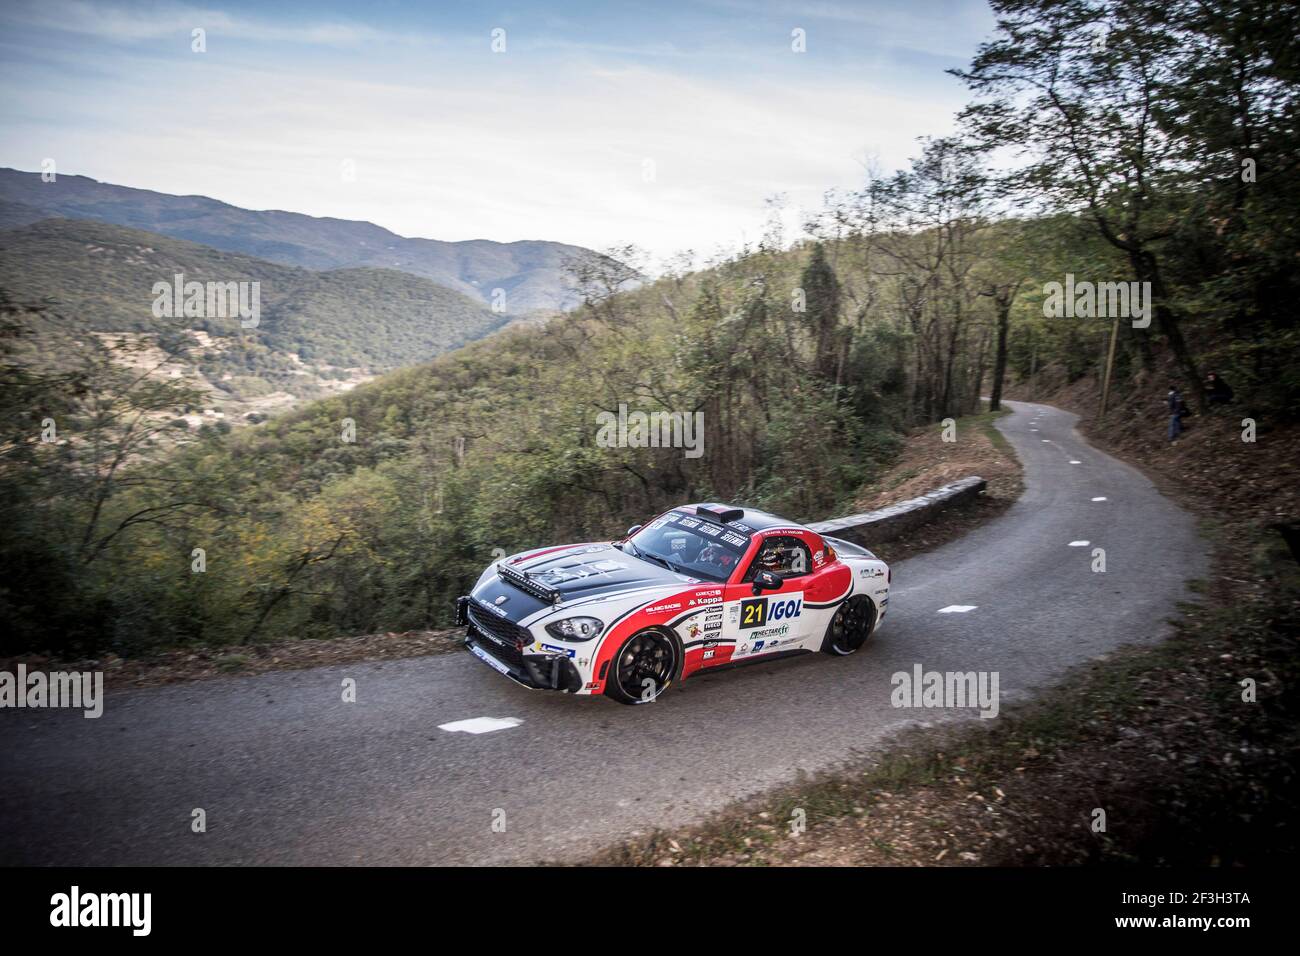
470,543 -> 688,621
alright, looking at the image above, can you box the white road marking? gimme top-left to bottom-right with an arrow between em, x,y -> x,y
438,717 -> 523,734
1068,540 -> 1090,547
937,605 -> 978,614
1091,496 -> 1107,502
1042,439 -> 1051,442
1070,460 -> 1082,464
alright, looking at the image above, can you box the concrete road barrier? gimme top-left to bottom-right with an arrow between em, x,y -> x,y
808,476 -> 987,549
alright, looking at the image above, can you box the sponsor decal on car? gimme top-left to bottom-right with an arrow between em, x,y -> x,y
470,643 -> 512,675
535,560 -> 625,585
739,594 -> 803,629
477,598 -> 510,618
645,602 -> 682,614
537,643 -> 577,657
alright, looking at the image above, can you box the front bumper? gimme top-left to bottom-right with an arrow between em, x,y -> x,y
458,596 -> 583,692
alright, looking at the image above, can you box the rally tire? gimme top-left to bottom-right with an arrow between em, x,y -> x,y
820,595 -> 876,656
605,628 -> 681,705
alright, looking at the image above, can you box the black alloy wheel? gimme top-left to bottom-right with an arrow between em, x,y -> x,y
822,595 -> 875,656
607,629 -> 679,704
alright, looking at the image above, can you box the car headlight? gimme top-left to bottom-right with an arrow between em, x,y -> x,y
545,616 -> 604,642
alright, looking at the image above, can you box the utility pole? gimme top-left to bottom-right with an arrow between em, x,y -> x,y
1099,315 -> 1120,417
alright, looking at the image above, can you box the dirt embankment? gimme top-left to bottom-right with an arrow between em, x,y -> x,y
852,407 -> 1024,565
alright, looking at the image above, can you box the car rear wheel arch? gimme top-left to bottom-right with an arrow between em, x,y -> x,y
820,594 -> 877,656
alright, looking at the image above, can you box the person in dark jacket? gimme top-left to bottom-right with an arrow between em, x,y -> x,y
1205,371 -> 1234,405
1167,385 -> 1184,443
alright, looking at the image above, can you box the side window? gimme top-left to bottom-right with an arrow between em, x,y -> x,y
743,535 -> 813,582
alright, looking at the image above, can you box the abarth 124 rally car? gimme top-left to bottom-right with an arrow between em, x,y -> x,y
456,504 -> 891,704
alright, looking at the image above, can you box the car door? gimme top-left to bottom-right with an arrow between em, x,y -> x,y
724,533 -> 814,659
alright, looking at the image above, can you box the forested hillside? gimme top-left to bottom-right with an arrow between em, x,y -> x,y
0,217 -> 509,423
1,0 -> 1295,658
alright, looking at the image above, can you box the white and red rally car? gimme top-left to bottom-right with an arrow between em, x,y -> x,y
456,503 -> 890,704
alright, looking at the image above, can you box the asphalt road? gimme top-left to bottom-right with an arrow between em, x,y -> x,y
0,401 -> 1209,865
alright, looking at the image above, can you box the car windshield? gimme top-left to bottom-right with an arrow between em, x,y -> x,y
626,510 -> 752,583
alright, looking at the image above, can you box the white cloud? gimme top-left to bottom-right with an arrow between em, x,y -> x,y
0,2 -> 981,264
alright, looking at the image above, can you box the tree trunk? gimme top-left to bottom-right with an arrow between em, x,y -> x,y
989,294 -> 1011,411
1131,250 -> 1201,406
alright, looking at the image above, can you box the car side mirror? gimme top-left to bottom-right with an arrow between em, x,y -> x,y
626,524 -> 642,538
752,569 -> 782,594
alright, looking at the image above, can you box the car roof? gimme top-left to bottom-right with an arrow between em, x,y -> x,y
683,503 -> 807,534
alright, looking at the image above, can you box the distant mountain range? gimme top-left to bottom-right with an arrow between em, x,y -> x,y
0,167 -> 596,313
0,216 -> 512,428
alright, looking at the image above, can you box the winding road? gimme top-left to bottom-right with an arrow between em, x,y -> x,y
0,401 -> 1209,865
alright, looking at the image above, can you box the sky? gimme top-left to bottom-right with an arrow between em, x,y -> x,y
0,0 -> 997,269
